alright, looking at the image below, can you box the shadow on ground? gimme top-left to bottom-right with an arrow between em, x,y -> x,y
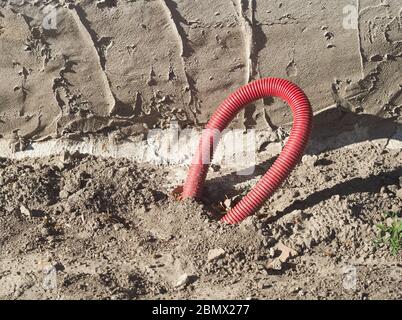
266,166 -> 402,224
203,109 -> 402,210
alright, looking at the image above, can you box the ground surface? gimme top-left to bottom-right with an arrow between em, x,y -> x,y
0,142 -> 401,300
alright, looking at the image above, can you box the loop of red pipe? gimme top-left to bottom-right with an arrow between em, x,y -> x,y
182,78 -> 313,224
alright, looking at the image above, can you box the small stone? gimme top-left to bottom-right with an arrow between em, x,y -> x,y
396,189 -> 402,200
302,155 -> 318,165
291,286 -> 301,293
298,289 -> 306,297
277,242 -> 298,262
174,274 -> 190,288
59,190 -> 69,199
20,205 -> 31,217
207,248 -> 226,262
41,227 -> 50,236
265,258 -> 283,271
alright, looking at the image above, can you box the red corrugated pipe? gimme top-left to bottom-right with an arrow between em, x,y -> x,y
182,78 -> 313,224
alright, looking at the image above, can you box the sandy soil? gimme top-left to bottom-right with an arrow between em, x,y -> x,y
0,141 -> 401,300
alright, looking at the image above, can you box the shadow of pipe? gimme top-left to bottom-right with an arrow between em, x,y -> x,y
265,166 -> 402,225
203,108 -> 402,209
203,156 -> 277,204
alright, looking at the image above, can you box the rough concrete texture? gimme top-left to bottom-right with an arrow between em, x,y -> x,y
0,0 -> 401,144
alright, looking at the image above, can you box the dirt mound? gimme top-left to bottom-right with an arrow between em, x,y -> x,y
0,143 -> 401,299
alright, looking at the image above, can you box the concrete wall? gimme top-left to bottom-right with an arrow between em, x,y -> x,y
0,0 -> 401,147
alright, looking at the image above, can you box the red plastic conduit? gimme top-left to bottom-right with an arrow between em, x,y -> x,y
182,78 -> 313,224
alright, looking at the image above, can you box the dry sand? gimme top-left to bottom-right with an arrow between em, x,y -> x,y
0,142 -> 401,300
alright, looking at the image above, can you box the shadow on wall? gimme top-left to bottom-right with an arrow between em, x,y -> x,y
307,107 -> 402,154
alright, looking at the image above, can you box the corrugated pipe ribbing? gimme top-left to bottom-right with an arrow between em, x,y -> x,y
182,78 -> 313,224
